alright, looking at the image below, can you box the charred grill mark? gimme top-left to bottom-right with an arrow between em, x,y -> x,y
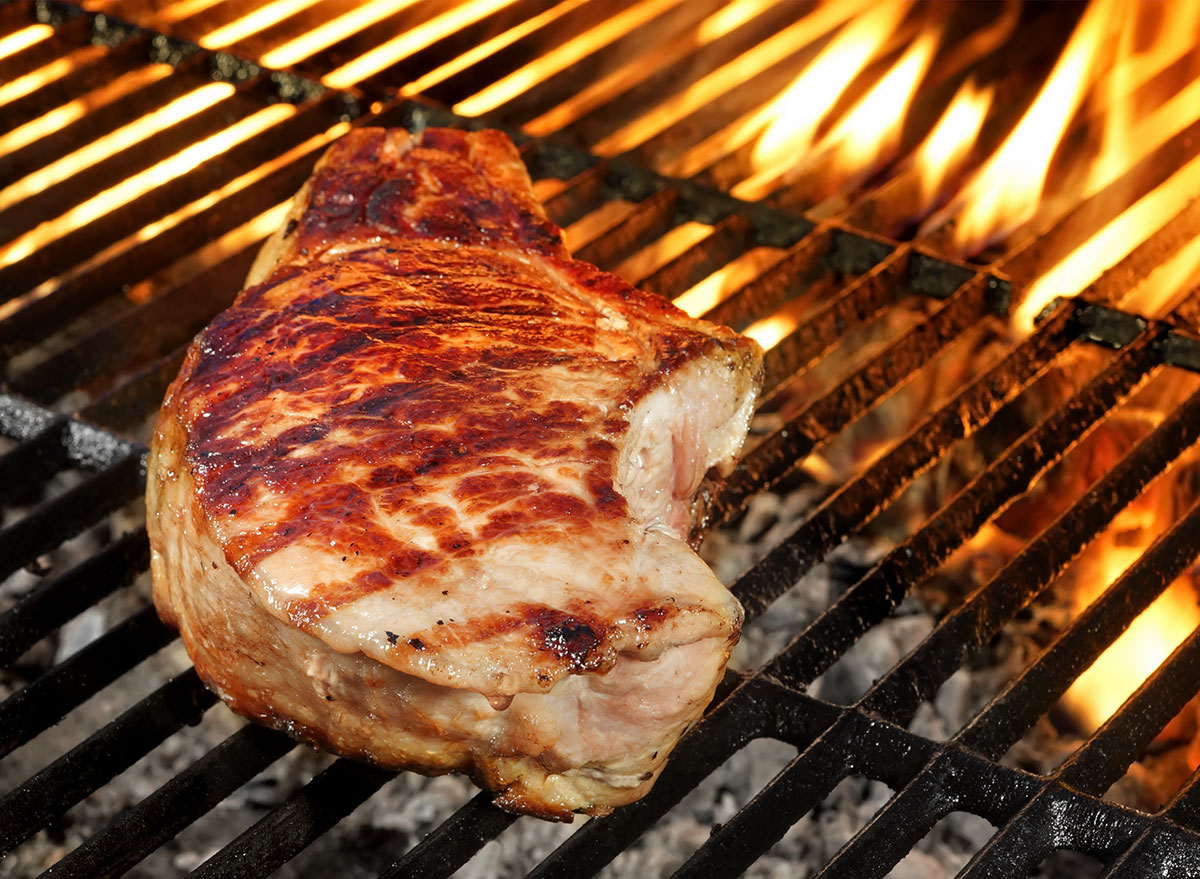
539,617 -> 603,673
167,127 -> 756,632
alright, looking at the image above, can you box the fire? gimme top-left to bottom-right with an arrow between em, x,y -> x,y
0,23 -> 53,61
741,311 -> 797,351
732,0 -> 910,200
1062,553 -> 1200,735
672,248 -> 786,318
611,222 -> 712,284
809,24 -> 940,187
913,79 -> 993,212
0,103 -> 295,270
402,0 -> 589,100
198,0 -> 326,50
0,81 -> 234,215
453,0 -> 681,118
259,0 -> 423,69
929,0 -> 1117,255
591,0 -> 874,161
519,0 -> 782,137
1016,152 -> 1200,333
0,63 -> 174,157
321,0 -> 518,89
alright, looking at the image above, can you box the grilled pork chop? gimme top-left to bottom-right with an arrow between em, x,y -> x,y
148,127 -> 762,819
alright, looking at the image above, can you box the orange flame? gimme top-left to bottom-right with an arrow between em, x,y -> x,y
732,0 -> 910,200
1063,562 -> 1200,734
322,0 -> 519,89
198,0 -> 326,49
913,79 -> 993,212
811,23 -> 940,185
931,0 -> 1117,254
1016,150 -> 1200,333
0,23 -> 53,61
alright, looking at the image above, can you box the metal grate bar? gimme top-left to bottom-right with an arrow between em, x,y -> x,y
860,379 -> 1200,722
0,668 -> 216,856
0,450 -> 144,581
0,41 -> 195,184
764,326 -> 1156,688
8,249 -> 256,404
38,724 -> 297,879
959,490 -> 1200,760
669,707 -> 944,879
0,93 -> 343,359
717,299 -> 1076,619
0,527 -> 149,666
189,757 -> 397,879
0,81 -> 331,302
516,680 -> 834,879
79,345 -> 188,431
0,605 -> 174,760
0,414 -> 68,505
1058,626 -> 1200,794
378,792 -> 519,879
710,262 -> 995,534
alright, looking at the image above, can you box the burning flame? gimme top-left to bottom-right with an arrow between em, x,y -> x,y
0,23 -> 53,61
809,23 -> 940,186
932,0 -> 1118,255
322,0 -> 518,89
741,311 -> 798,351
913,79 -> 993,212
673,248 -> 786,318
732,0 -> 910,200
1016,151 -> 1200,333
259,0 -> 423,69
592,0 -> 875,160
402,0 -> 589,100
0,63 -> 174,157
1062,554 -> 1200,734
0,82 -> 234,215
453,0 -> 681,117
198,0 -> 326,49
0,103 -> 295,270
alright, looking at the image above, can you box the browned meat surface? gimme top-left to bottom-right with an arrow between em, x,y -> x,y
147,127 -> 763,819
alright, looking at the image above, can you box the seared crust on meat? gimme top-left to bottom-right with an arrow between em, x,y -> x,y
148,128 -> 762,818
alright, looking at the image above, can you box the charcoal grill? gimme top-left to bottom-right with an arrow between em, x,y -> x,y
5,1 -> 1200,877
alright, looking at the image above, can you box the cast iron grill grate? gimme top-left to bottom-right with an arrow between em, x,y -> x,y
3,2 -> 1200,878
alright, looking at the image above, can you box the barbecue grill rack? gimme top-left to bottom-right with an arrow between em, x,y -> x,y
5,2 -> 1200,877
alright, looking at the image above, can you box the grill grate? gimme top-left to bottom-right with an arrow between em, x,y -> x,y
4,2 -> 1200,878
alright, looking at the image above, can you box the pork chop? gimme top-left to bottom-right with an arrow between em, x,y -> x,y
147,127 -> 763,819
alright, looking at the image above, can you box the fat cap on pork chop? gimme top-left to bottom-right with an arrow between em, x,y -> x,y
148,127 -> 763,818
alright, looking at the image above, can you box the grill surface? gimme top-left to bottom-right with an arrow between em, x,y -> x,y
4,2 -> 1200,877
